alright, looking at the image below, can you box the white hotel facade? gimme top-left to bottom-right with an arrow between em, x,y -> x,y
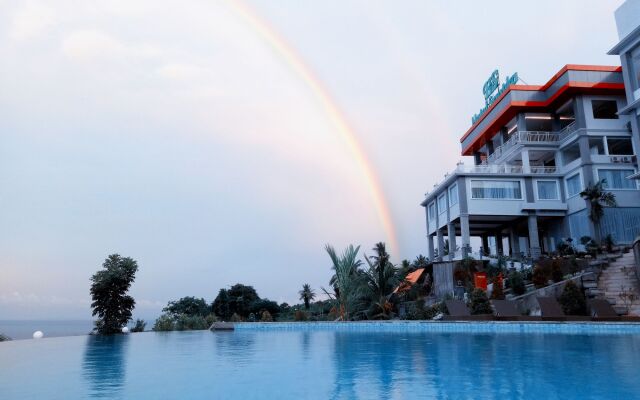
421,65 -> 640,261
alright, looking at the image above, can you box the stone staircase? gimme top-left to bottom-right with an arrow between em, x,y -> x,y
596,251 -> 640,315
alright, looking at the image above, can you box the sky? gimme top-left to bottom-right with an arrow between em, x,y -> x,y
0,0 -> 625,320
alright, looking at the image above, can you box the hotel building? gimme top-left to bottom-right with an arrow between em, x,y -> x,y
421,65 -> 640,261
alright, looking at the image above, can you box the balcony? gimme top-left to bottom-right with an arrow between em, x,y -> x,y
486,131 -> 562,164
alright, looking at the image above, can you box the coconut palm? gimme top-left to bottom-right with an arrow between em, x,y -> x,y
580,179 -> 617,242
324,244 -> 364,320
362,243 -> 403,319
298,284 -> 316,310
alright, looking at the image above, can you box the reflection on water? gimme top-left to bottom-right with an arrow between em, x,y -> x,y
83,335 -> 129,398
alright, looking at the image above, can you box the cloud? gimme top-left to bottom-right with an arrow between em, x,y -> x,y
61,29 -> 126,61
9,1 -> 56,40
156,63 -> 207,80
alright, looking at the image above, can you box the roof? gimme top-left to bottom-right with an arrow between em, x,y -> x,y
393,268 -> 425,294
460,65 -> 625,156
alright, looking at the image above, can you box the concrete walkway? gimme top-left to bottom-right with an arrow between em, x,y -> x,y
597,251 -> 640,315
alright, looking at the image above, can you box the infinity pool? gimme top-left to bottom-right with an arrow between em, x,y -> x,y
1,324 -> 640,399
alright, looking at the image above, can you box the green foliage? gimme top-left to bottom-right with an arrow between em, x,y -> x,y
260,310 -> 273,322
559,281 -> 586,315
490,276 -> 505,300
130,319 -> 146,332
604,234 -> 615,252
90,254 -> 139,335
531,265 -> 548,288
248,313 -> 256,322
163,297 -> 210,318
249,299 -> 280,319
325,244 -> 365,320
557,240 -> 575,256
298,284 -> 316,310
153,314 -> 175,331
507,270 -> 526,296
212,284 -> 260,319
405,299 -> 441,320
230,313 -> 242,322
294,310 -> 308,321
0,333 -> 11,341
580,180 -> 617,242
551,259 -> 564,283
362,243 -> 402,319
469,289 -> 492,315
175,314 -> 209,331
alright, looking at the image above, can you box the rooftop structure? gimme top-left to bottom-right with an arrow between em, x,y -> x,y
422,65 -> 640,262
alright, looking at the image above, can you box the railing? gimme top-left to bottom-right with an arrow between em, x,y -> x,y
456,164 -> 525,174
530,166 -> 557,174
558,121 -> 577,140
486,131 -> 561,164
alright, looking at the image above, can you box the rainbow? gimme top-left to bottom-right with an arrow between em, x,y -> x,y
225,0 -> 399,255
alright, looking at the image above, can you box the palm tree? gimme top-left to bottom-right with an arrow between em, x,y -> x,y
362,243 -> 403,319
324,244 -> 364,320
298,284 -> 316,310
580,179 -> 617,242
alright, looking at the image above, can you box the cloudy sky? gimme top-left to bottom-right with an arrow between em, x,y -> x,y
0,0 -> 623,319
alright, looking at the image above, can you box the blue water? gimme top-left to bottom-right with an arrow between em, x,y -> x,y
1,329 -> 640,399
0,320 -> 94,340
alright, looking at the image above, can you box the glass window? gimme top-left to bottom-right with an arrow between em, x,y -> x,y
437,194 -> 446,213
428,203 -> 435,220
537,181 -> 559,200
591,100 -> 618,119
470,180 -> 522,199
448,184 -> 458,206
566,174 -> 582,197
607,137 -> 634,155
599,169 -> 636,189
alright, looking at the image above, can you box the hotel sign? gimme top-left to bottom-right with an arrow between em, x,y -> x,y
471,69 -> 519,124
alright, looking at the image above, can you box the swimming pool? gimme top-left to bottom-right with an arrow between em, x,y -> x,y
1,323 -> 640,399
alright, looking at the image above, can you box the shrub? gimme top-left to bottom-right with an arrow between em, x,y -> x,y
294,310 -> 308,321
205,313 -> 217,326
507,271 -> 526,296
153,314 -> 175,331
0,333 -> 11,342
175,315 -> 208,331
260,310 -> 273,322
490,276 -> 505,300
130,319 -> 146,332
230,313 -> 243,322
604,235 -> 615,252
531,265 -> 548,288
559,281 -> 586,315
469,289 -> 492,315
248,313 -> 256,322
551,259 -> 564,283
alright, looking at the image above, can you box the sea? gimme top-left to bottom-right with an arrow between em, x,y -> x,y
0,320 -> 96,340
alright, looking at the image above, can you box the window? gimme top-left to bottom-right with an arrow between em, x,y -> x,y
428,203 -> 435,220
448,184 -> 458,206
470,180 -> 522,199
537,181 -> 559,200
588,137 -> 605,155
591,100 -> 618,119
566,174 -> 582,197
599,169 -> 636,189
607,137 -> 634,155
437,194 -> 446,213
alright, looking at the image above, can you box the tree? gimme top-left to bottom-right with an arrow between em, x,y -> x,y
163,297 -> 210,317
298,284 -> 316,310
469,288 -> 492,315
213,284 -> 260,319
324,244 -> 364,320
411,255 -> 430,269
249,298 -> 280,318
362,242 -> 403,319
90,254 -> 138,334
559,281 -> 586,315
580,179 -> 617,242
131,319 -> 146,333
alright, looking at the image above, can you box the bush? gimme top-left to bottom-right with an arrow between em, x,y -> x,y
230,313 -> 243,322
490,276 -> 505,300
507,271 -> 526,296
131,319 -> 146,332
205,313 -> 217,326
163,297 -> 210,318
551,259 -> 564,283
250,299 -> 280,319
153,314 -> 175,331
175,315 -> 209,331
0,333 -> 11,342
260,310 -> 273,322
559,281 -> 586,315
248,313 -> 256,322
469,289 -> 492,315
531,265 -> 548,288
604,235 -> 615,252
294,310 -> 308,321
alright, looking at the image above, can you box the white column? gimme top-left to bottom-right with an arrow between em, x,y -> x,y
427,234 -> 435,261
460,214 -> 471,258
437,229 -> 445,261
528,215 -> 541,259
447,223 -> 457,260
522,149 -> 530,173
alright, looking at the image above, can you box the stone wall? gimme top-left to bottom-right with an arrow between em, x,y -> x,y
433,261 -> 455,298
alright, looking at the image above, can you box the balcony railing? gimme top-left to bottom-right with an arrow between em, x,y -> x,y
486,131 -> 561,164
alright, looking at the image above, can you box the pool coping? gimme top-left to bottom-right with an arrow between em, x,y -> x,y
231,320 -> 640,334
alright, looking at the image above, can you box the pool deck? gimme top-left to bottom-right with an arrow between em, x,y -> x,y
231,320 -> 640,334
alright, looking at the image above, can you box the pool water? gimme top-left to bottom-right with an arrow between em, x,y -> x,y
1,328 -> 640,399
